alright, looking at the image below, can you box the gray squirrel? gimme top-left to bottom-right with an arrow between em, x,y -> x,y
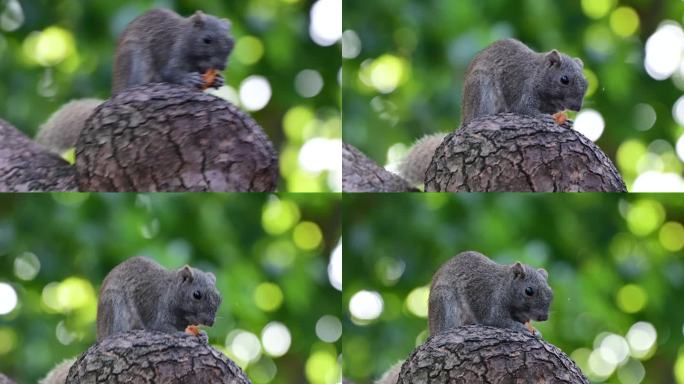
376,251 -> 553,384
36,8 -> 233,154
112,8 -> 234,95
40,256 -> 221,384
398,38 -> 588,187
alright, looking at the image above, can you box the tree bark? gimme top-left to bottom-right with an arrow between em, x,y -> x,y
343,143 -> 417,192
0,373 -> 16,384
0,119 -> 77,192
66,330 -> 251,384
424,114 -> 627,192
75,83 -> 278,192
398,326 -> 588,384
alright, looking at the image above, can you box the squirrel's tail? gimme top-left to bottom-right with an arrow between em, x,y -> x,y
398,132 -> 448,187
39,357 -> 76,384
374,360 -> 403,384
35,98 -> 104,156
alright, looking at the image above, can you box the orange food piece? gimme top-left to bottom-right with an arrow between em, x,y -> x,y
553,111 -> 568,125
202,69 -> 219,90
525,321 -> 536,335
185,325 -> 201,336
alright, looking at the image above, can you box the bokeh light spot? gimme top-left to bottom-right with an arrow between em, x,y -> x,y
14,252 -> 40,281
626,200 -> 665,236
573,109 -> 605,141
261,322 -> 291,357
609,7 -> 639,37
261,198 -> 301,235
349,290 -> 383,321
239,75 -> 272,111
254,282 -> 284,312
293,221 -> 323,251
405,286 -> 429,318
617,284 -> 647,314
315,315 -> 342,342
659,221 -> 684,251
0,283 -> 17,315
234,35 -> 264,65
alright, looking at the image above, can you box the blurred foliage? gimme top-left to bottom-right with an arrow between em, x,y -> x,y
343,0 -> 684,191
0,0 -> 341,192
343,194 -> 684,384
0,193 -> 342,384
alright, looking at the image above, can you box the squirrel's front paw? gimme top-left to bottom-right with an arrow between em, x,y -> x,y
211,73 -> 225,89
182,72 -> 205,89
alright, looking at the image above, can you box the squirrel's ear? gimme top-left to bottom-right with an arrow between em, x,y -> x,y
191,10 -> 206,27
178,265 -> 195,283
538,268 -> 548,280
545,50 -> 562,68
511,262 -> 526,279
574,57 -> 584,68
222,18 -> 232,30
207,272 -> 216,284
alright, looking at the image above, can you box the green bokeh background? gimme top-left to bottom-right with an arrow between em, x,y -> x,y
343,193 -> 684,384
0,193 -> 342,384
342,0 -> 684,191
0,0 -> 341,192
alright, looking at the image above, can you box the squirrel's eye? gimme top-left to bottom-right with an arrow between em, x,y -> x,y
560,75 -> 570,85
193,290 -> 202,300
525,287 -> 534,296
203,37 -> 212,44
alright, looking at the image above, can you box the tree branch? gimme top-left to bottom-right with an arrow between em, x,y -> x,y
398,326 -> 588,383
0,119 -> 77,192
343,143 -> 417,192
75,83 -> 278,192
66,330 -> 251,384
425,113 -> 627,192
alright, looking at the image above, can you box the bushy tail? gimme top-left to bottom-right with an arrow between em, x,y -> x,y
398,133 -> 448,186
375,360 -> 404,384
39,357 -> 76,384
35,99 -> 103,155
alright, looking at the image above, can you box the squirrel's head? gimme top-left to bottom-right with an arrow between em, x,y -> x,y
507,262 -> 553,324
537,49 -> 588,114
173,265 -> 222,327
186,11 -> 235,72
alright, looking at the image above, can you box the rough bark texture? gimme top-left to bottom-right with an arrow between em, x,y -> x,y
76,83 -> 278,192
425,113 -> 627,192
398,326 -> 588,384
0,373 -> 16,384
0,119 -> 77,192
343,142 -> 417,192
66,330 -> 251,384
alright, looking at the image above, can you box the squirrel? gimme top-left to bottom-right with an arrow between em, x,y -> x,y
376,251 -> 553,384
36,8 -> 233,155
112,8 -> 234,95
96,256 -> 221,341
40,256 -> 221,384
35,99 -> 103,155
397,38 -> 588,187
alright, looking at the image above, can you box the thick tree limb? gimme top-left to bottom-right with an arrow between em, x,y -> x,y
343,143 -> 417,192
66,330 -> 251,384
425,114 -> 627,192
0,119 -> 77,191
76,83 -> 278,192
398,326 -> 588,383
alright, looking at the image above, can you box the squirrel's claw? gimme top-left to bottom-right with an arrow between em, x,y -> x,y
211,73 -> 225,88
183,72 -> 206,90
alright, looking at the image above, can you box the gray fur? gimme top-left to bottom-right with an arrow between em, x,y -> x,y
96,256 -> 221,342
35,98 -> 103,154
428,251 -> 553,335
39,358 -> 76,384
112,9 -> 234,95
461,38 -> 587,124
398,132 -> 447,187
